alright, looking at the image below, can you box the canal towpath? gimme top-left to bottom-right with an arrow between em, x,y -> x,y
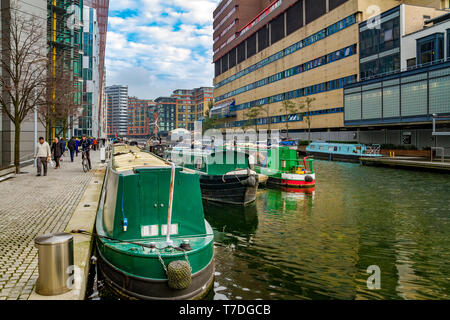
0,151 -> 105,300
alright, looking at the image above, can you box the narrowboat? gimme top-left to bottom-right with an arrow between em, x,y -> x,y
95,144 -> 214,300
305,142 -> 382,163
166,148 -> 259,206
254,146 -> 316,190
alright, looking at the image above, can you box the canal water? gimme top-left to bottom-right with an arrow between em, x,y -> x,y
90,160 -> 450,300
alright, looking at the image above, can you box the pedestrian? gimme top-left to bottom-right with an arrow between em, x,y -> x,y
80,135 -> 92,170
75,138 -> 80,157
93,138 -> 98,151
51,137 -> 63,169
60,137 -> 66,154
35,137 -> 51,176
68,137 -> 77,162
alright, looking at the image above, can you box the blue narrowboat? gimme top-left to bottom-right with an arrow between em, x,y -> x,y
305,142 -> 382,163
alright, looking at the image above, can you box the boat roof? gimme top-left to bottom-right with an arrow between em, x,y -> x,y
112,144 -> 169,172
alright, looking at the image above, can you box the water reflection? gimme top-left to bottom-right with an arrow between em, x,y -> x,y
209,161 -> 450,300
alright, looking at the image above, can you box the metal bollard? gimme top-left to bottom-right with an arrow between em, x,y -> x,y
100,147 -> 106,163
34,233 -> 74,296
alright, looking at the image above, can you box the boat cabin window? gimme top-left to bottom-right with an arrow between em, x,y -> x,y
194,158 -> 203,170
334,147 -> 338,151
328,147 -> 333,151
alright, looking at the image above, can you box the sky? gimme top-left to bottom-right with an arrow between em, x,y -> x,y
105,0 -> 221,99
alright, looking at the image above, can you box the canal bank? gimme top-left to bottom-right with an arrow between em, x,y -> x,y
28,164 -> 106,300
360,157 -> 450,173
0,151 -> 104,300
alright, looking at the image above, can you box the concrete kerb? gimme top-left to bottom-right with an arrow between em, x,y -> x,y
28,164 -> 106,300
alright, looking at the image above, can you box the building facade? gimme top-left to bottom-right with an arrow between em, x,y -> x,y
172,87 -> 213,131
154,97 -> 177,137
83,0 -> 109,138
1,0 -> 47,168
212,0 -> 447,140
127,97 -> 155,138
106,85 -> 128,138
73,4 -> 100,138
344,8 -> 450,149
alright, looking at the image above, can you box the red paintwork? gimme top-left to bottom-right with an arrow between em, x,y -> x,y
281,179 -> 316,187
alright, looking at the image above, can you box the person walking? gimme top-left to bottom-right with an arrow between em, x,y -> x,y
60,137 -> 66,159
75,138 -> 80,157
35,137 -> 51,176
68,137 -> 77,162
93,138 -> 98,151
80,135 -> 92,170
51,137 -> 63,169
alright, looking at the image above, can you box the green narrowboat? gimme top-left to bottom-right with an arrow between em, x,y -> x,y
166,148 -> 259,205
253,146 -> 316,192
95,144 -> 214,300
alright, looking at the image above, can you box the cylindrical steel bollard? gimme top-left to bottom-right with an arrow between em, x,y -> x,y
34,232 -> 74,296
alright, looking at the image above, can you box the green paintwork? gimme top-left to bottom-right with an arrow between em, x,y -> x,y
252,146 -> 314,178
167,149 -> 252,175
96,148 -> 214,281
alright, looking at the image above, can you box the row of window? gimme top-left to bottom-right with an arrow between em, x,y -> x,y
218,107 -> 344,128
215,14 -> 357,87
226,75 -> 357,116
215,44 -> 357,103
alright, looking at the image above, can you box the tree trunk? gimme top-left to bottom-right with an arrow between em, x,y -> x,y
14,120 -> 21,174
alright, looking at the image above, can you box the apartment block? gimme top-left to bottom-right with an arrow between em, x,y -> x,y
172,87 -> 214,131
127,97 -> 155,138
154,97 -> 177,136
106,85 -> 128,138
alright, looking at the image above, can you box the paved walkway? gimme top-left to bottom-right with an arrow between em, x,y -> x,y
0,150 -> 101,300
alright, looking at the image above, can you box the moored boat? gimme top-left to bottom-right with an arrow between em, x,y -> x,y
166,148 -> 259,206
304,142 -> 382,163
95,144 -> 214,300
254,146 -> 316,190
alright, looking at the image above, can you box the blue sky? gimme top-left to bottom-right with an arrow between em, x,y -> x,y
106,0 -> 220,99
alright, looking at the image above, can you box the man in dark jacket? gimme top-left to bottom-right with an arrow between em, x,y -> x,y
80,135 -> 92,169
68,137 -> 77,162
51,137 -> 63,169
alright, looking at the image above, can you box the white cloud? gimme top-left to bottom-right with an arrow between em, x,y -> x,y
106,0 -> 220,98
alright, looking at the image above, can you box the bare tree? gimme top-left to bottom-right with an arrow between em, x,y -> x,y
280,100 -> 304,138
38,55 -> 81,139
299,97 -> 316,143
244,107 -> 262,132
0,3 -> 47,173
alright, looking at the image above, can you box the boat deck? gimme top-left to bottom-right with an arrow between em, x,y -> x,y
112,144 -> 169,172
360,157 -> 450,173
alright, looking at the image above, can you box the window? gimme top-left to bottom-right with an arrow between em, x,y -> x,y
270,13 -> 285,45
417,33 -> 444,65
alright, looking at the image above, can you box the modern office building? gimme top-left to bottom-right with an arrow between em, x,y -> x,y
154,97 -> 177,136
48,0 -> 83,139
344,8 -> 450,149
212,0 -> 447,141
127,97 -> 155,138
83,0 -> 109,137
1,0 -> 47,168
106,85 -> 128,138
172,87 -> 214,131
73,3 -> 100,138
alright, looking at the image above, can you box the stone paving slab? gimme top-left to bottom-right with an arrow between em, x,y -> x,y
0,151 -> 101,300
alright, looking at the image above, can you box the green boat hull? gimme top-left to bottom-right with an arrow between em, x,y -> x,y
95,146 -> 215,299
